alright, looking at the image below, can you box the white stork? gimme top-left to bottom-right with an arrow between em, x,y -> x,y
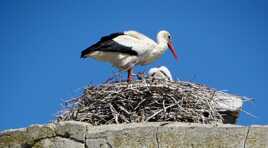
148,66 -> 173,81
81,30 -> 178,81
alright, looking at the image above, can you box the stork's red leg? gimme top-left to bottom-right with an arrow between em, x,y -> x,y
127,68 -> 133,82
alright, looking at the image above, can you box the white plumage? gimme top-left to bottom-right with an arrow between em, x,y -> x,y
148,66 -> 173,81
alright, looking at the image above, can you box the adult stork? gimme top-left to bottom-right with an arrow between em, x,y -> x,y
81,30 -> 178,82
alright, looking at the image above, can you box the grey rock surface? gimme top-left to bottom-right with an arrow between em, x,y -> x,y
33,137 -> 84,148
245,125 -> 268,148
55,121 -> 88,142
0,121 -> 267,148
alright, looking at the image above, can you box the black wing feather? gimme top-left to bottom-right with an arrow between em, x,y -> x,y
81,32 -> 138,58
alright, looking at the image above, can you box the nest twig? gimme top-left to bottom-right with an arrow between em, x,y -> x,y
56,79 -> 223,125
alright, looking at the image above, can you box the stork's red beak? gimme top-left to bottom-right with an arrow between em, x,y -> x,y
167,41 -> 178,61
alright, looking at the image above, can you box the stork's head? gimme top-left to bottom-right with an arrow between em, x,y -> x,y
157,30 -> 178,61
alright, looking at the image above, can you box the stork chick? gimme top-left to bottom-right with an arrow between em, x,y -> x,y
148,66 -> 173,81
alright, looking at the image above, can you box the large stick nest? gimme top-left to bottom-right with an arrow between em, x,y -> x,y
57,79 -> 223,125
57,79 -> 222,125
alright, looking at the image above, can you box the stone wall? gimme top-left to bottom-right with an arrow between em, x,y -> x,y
0,121 -> 267,148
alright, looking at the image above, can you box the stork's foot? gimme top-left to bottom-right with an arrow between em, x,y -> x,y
127,77 -> 132,82
127,69 -> 133,82
127,74 -> 133,82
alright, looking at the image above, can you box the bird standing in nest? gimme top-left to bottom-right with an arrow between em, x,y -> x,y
81,30 -> 178,82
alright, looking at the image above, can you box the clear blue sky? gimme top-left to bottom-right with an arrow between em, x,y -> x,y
1,0 -> 267,130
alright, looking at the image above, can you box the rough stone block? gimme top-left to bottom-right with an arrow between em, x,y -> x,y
86,123 -> 161,148
157,123 -> 248,148
245,125 -> 268,148
33,137 -> 84,148
86,138 -> 111,148
0,124 -> 55,147
55,121 -> 89,142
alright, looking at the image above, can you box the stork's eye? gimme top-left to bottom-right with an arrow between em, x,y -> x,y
168,35 -> 171,40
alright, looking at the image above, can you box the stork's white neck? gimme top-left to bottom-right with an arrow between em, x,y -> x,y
156,32 -> 169,52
